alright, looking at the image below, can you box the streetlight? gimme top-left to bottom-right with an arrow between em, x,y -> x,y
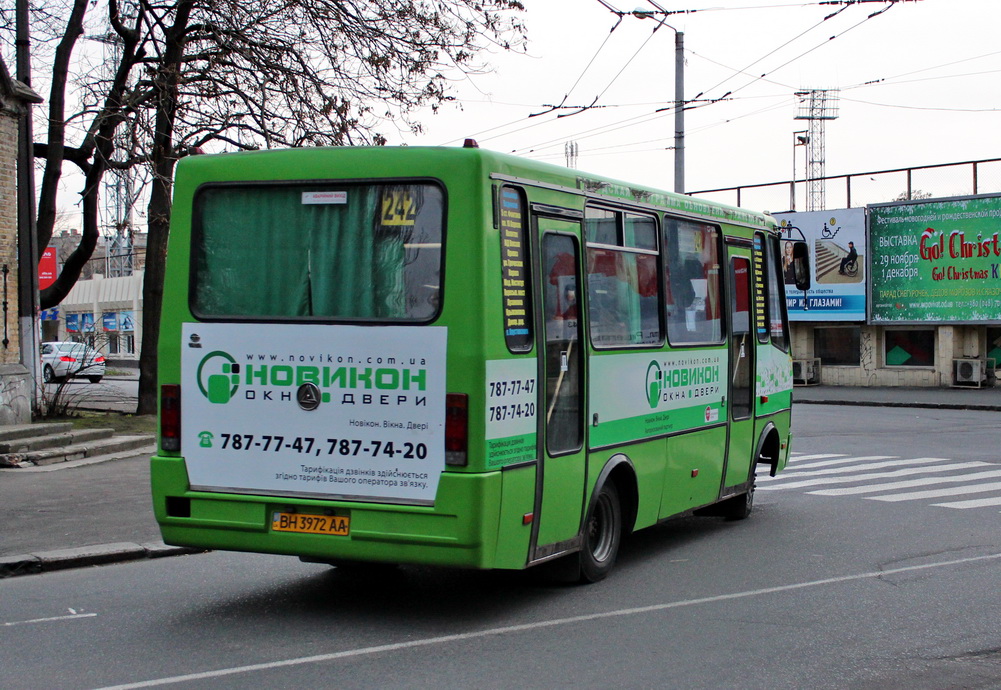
632,4 -> 684,193
792,131 -> 809,211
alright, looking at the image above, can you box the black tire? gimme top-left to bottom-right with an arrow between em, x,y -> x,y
579,482 -> 622,583
720,484 -> 754,521
43,364 -> 57,383
88,376 -> 103,383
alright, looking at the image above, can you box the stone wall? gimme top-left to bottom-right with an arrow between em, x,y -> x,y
0,57 -> 38,425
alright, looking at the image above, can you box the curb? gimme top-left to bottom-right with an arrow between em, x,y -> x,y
0,542 -> 206,578
795,399 -> 1001,412
0,444 -> 157,472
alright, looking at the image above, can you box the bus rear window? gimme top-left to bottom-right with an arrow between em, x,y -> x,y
191,183 -> 444,321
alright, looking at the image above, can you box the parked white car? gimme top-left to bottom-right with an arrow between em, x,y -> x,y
40,341 -> 107,383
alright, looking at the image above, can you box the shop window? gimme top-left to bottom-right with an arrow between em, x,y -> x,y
884,329 -> 935,367
815,327 -> 860,365
987,327 -> 1001,365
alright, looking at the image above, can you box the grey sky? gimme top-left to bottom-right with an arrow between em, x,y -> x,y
399,0 -> 1001,203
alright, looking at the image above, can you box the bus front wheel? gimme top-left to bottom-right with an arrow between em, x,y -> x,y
579,482 -> 622,583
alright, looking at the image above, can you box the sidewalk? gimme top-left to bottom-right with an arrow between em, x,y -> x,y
794,383 -> 1001,410
0,448 -> 198,577
2,384 -> 999,578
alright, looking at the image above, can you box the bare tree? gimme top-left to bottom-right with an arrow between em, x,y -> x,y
2,0 -> 526,413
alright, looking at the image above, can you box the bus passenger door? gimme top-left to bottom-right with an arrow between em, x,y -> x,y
532,216 -> 587,557
723,247 -> 755,490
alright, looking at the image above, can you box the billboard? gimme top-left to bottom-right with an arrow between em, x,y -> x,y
38,247 -> 57,290
869,194 -> 1001,324
774,208 -> 866,322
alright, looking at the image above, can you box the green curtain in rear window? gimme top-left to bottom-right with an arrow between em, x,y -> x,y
193,184 -> 438,319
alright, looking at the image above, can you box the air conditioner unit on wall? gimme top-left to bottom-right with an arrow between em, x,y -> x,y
952,358 -> 984,387
793,358 -> 821,386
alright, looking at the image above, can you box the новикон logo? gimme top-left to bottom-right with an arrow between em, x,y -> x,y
645,360 -> 662,409
197,350 -> 240,404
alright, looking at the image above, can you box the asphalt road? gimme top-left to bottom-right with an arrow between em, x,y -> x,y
2,404 -> 1000,689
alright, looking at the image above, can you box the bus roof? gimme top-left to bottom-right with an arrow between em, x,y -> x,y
176,144 -> 775,230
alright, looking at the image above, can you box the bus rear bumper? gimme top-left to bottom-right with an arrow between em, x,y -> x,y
151,456 -> 530,570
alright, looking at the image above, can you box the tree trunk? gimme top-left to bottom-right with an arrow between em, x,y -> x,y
137,176 -> 171,414
136,0 -> 193,415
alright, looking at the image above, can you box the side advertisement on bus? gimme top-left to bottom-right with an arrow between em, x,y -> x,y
589,350 -> 727,448
179,323 -> 447,504
485,358 -> 538,468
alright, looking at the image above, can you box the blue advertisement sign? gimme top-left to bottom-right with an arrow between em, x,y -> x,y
39,308 -> 59,321
774,208 -> 866,322
81,313 -> 96,333
102,312 -> 118,331
65,313 -> 80,333
119,311 -> 135,332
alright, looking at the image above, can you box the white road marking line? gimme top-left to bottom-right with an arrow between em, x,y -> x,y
932,496 -> 1001,509
783,455 -> 898,470
868,480 -> 1001,503
780,457 -> 946,477
95,552 -> 1001,690
2,613 -> 97,627
786,453 -> 847,461
758,462 -> 989,490
808,469 -> 1001,496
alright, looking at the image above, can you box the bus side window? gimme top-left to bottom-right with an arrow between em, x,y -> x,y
584,207 -> 662,348
498,186 -> 533,352
766,235 -> 790,351
665,219 -> 723,345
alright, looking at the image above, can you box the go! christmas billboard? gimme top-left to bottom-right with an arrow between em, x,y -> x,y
869,194 -> 1001,324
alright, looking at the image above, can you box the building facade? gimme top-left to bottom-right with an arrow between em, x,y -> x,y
0,56 -> 42,424
778,195 -> 1001,389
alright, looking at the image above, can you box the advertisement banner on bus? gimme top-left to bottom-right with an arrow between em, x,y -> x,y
588,349 -> 727,448
180,323 -> 447,504
485,358 -> 537,468
774,208 -> 866,321
869,194 -> 1001,323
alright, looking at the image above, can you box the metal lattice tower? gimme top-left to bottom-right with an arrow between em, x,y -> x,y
565,141 -> 579,169
794,89 -> 839,211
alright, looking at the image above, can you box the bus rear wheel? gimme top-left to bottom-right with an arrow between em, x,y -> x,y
579,482 -> 622,583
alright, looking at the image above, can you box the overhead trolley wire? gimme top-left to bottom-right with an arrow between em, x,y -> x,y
446,0 -> 925,156
691,5 -> 848,102
710,2 -> 897,101
528,10 -> 625,118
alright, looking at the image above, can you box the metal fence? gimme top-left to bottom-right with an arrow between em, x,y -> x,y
689,158 -> 1001,213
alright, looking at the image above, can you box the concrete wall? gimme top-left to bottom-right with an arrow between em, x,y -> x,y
792,322 -> 993,388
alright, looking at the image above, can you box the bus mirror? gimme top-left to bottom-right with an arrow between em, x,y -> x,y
792,241 -> 811,292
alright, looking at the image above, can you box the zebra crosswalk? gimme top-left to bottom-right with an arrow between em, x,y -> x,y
757,452 -> 1001,511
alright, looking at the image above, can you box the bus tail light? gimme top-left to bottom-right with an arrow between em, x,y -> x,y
161,384 -> 181,452
445,393 -> 468,466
